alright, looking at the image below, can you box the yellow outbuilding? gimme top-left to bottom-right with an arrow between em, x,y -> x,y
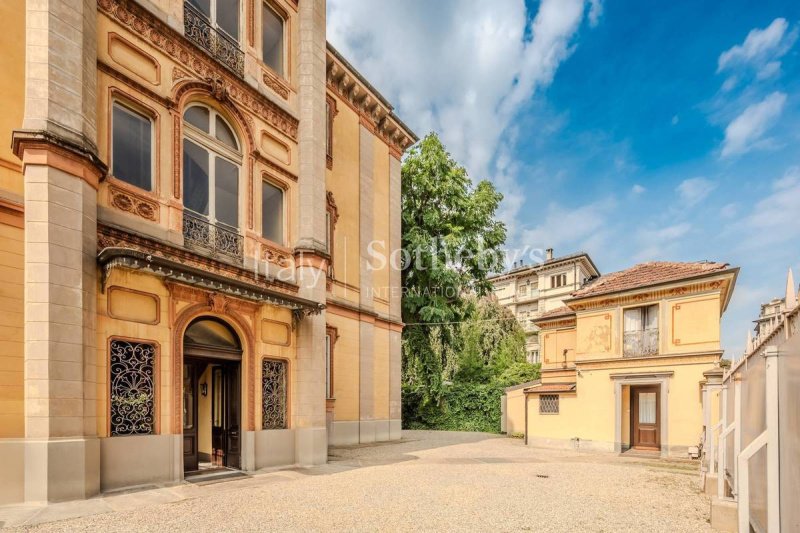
504,261 -> 737,457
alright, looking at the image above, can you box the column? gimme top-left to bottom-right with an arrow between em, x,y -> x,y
293,0 -> 328,466
15,0 -> 102,502
358,125 -> 375,443
388,155 -> 402,439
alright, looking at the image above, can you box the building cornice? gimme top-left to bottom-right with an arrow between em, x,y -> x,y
326,43 -> 417,159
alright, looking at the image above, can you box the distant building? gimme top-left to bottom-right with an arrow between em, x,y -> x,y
488,249 -> 600,364
502,260 -> 739,457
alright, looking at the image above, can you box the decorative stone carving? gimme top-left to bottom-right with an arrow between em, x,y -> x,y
263,69 -> 290,99
261,242 -> 292,268
109,185 -> 159,221
99,0 -> 298,140
208,292 -> 229,313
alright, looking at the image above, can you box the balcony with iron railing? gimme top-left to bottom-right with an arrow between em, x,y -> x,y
183,2 -> 244,77
623,329 -> 659,357
183,210 -> 243,262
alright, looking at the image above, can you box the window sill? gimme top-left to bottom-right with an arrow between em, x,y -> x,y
261,64 -> 292,100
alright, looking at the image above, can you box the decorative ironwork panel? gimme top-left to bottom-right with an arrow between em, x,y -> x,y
539,394 -> 559,414
262,359 -> 287,430
184,2 -> 244,77
183,211 -> 243,261
623,330 -> 659,357
110,340 -> 156,436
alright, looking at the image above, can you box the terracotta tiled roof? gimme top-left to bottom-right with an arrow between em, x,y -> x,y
570,261 -> 730,299
535,306 -> 576,321
524,382 -> 577,394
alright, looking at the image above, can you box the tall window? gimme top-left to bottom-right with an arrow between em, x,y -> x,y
261,180 -> 284,244
187,0 -> 239,42
110,340 -> 156,436
262,2 -> 284,75
623,304 -> 659,357
325,334 -> 332,400
262,359 -> 287,429
112,102 -> 153,191
326,95 -> 336,169
183,105 -> 241,229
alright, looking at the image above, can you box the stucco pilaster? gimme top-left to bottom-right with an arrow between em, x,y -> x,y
17,0 -> 101,503
359,125 -> 374,309
388,155 -> 402,320
293,0 -> 327,466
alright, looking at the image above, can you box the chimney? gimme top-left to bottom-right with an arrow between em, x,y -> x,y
546,248 -> 554,261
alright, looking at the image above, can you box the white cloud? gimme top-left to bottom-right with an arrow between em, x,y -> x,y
631,184 -> 646,195
327,0 -> 590,242
518,197 -> 617,252
720,203 -> 738,219
671,115 -> 679,125
720,91 -> 786,158
587,0 -> 603,28
756,60 -> 781,80
677,177 -> 716,206
717,18 -> 795,72
746,167 -> 800,236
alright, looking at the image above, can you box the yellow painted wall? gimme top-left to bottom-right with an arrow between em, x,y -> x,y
373,325 -> 390,419
0,223 -> 24,437
576,311 -> 615,359
327,313 -> 360,421
542,328 -> 576,368
665,294 -> 721,354
505,388 -> 526,435
327,96 -> 361,302
523,355 -> 716,450
0,0 -> 25,196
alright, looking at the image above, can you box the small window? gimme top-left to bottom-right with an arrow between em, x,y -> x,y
623,304 -> 659,357
262,2 -> 284,75
261,180 -> 284,244
112,103 -> 153,191
262,359 -> 287,429
539,394 -> 559,414
550,274 -> 567,288
110,339 -> 156,436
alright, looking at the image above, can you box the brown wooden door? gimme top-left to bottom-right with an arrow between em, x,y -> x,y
183,361 -> 200,472
632,386 -> 660,449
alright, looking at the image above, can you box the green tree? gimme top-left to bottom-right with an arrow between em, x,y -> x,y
401,133 -> 506,401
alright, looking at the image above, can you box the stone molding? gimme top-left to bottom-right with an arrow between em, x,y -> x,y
12,129 -> 107,188
326,47 -> 416,159
567,279 -> 728,312
108,184 -> 160,222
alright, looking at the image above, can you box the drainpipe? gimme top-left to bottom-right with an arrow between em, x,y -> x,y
524,390 -> 529,445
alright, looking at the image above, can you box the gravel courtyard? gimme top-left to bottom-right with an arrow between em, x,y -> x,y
3,431 -> 712,532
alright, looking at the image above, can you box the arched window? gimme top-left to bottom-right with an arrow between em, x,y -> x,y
182,104 -> 242,230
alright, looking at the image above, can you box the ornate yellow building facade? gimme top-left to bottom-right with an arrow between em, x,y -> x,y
504,261 -> 738,457
0,0 -> 414,504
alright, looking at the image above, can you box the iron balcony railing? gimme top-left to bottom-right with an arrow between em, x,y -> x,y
623,329 -> 659,357
183,2 -> 244,77
183,210 -> 243,262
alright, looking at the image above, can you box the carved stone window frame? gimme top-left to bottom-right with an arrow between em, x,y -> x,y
260,0 -> 291,81
108,88 -> 160,195
325,190 -> 339,289
258,170 -> 291,248
325,324 -> 339,401
325,93 -> 338,170
107,336 -> 161,437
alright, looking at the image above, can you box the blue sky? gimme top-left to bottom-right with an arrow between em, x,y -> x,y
327,0 -> 800,355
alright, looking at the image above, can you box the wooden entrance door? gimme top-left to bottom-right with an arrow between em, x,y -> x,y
632,386 -> 660,449
211,363 -> 241,469
183,361 -> 200,472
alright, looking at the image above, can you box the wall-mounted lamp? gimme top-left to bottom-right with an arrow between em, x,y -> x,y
201,382 -> 208,397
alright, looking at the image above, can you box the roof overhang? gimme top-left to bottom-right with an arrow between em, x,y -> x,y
98,247 -> 325,319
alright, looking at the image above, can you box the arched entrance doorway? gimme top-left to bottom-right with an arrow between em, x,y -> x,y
182,317 -> 242,474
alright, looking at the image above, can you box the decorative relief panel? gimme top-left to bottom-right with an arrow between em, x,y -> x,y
261,242 -> 293,268
110,339 -> 156,436
99,0 -> 298,140
109,184 -> 159,222
263,69 -> 290,99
